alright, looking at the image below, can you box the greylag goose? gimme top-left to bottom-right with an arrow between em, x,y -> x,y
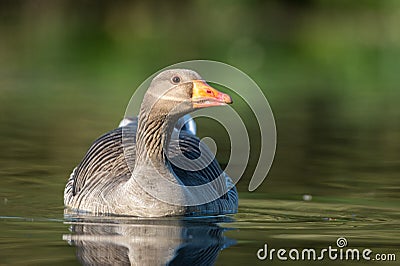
64,69 -> 238,217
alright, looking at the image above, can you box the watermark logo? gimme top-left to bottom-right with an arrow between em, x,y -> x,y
121,60 -> 276,206
336,237 -> 347,248
257,237 -> 397,262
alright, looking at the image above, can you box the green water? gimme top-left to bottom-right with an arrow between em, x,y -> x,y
1,1 -> 400,265
0,195 -> 399,265
0,93 -> 399,265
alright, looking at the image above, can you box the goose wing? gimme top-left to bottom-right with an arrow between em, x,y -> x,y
168,131 -> 238,213
64,124 -> 136,201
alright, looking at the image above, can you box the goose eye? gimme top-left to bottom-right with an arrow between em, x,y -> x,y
171,76 -> 181,84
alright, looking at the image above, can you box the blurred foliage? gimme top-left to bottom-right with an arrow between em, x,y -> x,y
0,0 -> 399,212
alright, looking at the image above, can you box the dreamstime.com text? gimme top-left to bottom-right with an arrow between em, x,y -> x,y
257,237 -> 396,262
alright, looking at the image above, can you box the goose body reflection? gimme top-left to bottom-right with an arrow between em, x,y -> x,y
63,216 -> 236,266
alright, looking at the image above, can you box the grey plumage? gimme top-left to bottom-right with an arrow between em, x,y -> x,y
64,69 -> 238,217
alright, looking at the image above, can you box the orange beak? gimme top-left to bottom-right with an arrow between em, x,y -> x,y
191,80 -> 233,108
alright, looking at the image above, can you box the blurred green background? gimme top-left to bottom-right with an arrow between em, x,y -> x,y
1,0 -> 399,206
1,1 -> 399,265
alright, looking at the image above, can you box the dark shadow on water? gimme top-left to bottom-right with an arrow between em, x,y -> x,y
63,215 -> 236,266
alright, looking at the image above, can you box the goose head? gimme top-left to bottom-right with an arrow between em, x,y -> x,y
140,69 -> 232,120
